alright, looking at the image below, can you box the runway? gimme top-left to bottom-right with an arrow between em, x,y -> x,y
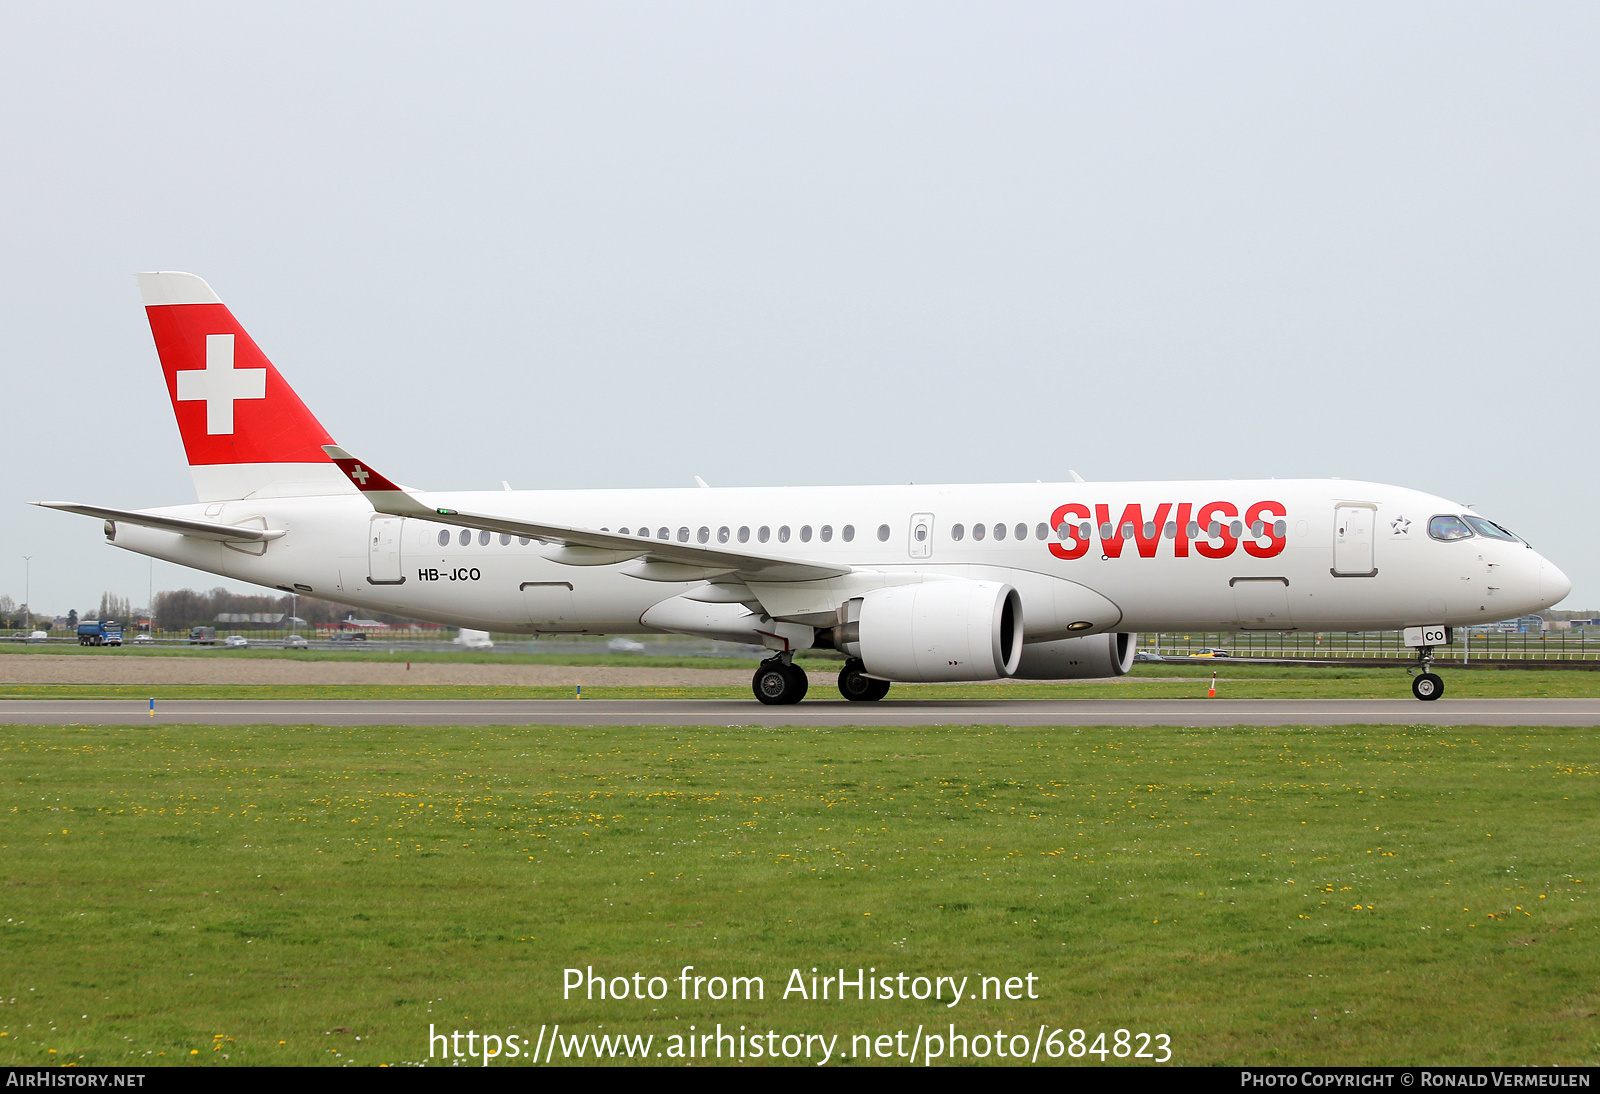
3,697 -> 1600,727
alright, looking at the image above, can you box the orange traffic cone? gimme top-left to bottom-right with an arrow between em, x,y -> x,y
1207,671 -> 1216,698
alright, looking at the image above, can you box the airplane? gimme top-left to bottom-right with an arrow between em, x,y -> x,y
39,272 -> 1571,704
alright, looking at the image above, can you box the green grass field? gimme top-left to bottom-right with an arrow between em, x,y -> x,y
0,720 -> 1596,1067
4,664 -> 1600,702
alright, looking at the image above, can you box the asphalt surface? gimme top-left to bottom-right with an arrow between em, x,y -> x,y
3,697 -> 1599,726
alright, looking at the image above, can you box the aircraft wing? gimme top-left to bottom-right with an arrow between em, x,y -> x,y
323,446 -> 848,582
35,502 -> 287,542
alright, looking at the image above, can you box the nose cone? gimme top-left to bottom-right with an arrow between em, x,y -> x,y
1541,557 -> 1572,608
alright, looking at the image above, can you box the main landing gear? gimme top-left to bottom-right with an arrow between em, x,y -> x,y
751,656 -> 894,704
752,656 -> 809,705
838,658 -> 891,702
1408,645 -> 1445,702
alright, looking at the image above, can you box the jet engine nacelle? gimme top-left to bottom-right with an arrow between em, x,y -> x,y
1013,632 -> 1137,679
834,580 -> 1023,682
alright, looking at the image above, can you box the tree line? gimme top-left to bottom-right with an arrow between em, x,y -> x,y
149,587 -> 424,631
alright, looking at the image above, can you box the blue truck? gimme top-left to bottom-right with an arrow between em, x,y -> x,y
77,619 -> 123,646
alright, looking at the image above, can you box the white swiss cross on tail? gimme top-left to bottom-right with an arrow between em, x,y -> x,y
174,334 -> 267,435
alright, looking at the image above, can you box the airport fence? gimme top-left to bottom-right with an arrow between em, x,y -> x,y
1150,628 -> 1600,663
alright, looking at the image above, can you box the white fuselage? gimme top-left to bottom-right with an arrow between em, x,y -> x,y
104,478 -> 1566,640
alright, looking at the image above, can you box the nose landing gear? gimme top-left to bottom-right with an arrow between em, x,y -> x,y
1407,645 -> 1445,701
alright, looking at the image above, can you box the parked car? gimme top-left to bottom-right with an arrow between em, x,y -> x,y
224,635 -> 249,648
27,631 -> 48,642
133,633 -> 153,645
1132,650 -> 1162,662
283,634 -> 309,649
1192,648 -> 1231,658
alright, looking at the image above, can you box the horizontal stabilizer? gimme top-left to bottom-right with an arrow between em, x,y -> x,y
35,502 -> 286,542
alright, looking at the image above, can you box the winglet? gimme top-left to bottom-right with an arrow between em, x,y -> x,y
322,446 -> 434,517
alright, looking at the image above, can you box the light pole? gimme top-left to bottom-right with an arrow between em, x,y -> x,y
21,556 -> 30,631
147,558 -> 155,640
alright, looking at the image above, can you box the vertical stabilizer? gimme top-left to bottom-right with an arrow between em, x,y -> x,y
137,271 -> 355,502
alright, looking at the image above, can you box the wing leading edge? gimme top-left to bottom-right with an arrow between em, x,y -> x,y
323,446 -> 849,583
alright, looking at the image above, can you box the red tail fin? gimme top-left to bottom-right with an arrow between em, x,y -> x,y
137,272 -> 351,501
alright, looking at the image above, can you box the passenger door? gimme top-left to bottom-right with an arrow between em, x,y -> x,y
1332,505 -> 1376,576
368,517 -> 405,584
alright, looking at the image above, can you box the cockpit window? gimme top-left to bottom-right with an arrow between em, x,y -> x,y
1462,515 -> 1520,543
1428,515 -> 1474,541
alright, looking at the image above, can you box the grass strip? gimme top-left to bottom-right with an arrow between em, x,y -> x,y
5,667 -> 1600,701
0,721 -> 1595,1066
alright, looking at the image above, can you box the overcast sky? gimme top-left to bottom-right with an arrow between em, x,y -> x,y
3,3 -> 1596,616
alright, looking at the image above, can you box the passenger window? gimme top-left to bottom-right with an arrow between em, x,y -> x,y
1035,523 -> 1048,540
1273,520 -> 1287,538
842,525 -> 855,542
1120,523 -> 1134,539
758,526 -> 770,543
799,525 -> 812,542
478,530 -> 490,546
738,526 -> 750,543
677,527 -> 690,543
1228,521 -> 1243,538
1187,521 -> 1200,538
1428,515 -> 1475,541
1462,515 -> 1519,542
519,537 -> 530,546
458,529 -> 471,546
438,529 -> 449,547
658,527 -> 670,540
1249,521 -> 1263,537
1207,522 -> 1221,538
619,527 -> 630,536
697,527 -> 709,544
973,523 -> 986,541
1015,523 -> 1027,541
639,527 -> 651,538
1164,522 -> 1176,539
499,533 -> 511,545
994,523 -> 1007,541
877,524 -> 890,542
1099,523 -> 1113,538
718,526 -> 730,543
778,526 -> 791,543
820,525 -> 832,542
951,523 -> 965,541
1055,522 -> 1070,540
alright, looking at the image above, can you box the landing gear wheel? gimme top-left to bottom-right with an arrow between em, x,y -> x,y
753,659 -> 806,705
838,658 -> 891,702
785,661 -> 809,703
1412,672 -> 1444,701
